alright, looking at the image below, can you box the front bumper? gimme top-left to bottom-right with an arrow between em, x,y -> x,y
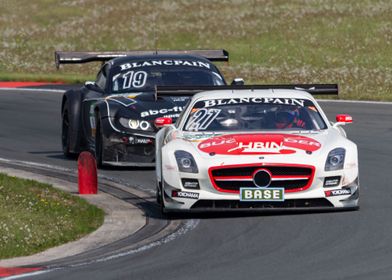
161,172 -> 360,212
164,203 -> 359,213
102,131 -> 155,167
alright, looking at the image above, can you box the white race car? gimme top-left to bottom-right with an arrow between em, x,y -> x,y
155,85 -> 359,213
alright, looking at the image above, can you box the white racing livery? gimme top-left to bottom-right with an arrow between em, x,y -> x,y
155,85 -> 359,213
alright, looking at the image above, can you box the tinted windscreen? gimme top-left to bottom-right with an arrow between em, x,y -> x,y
184,97 -> 327,131
110,61 -> 224,93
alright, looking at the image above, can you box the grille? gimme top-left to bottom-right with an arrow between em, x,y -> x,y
210,164 -> 314,193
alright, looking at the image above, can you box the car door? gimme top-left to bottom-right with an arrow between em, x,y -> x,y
81,63 -> 110,147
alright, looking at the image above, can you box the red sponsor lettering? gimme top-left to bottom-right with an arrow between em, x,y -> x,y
198,134 -> 321,155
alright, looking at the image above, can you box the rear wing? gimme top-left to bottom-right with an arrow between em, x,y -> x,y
55,49 -> 229,69
155,84 -> 338,99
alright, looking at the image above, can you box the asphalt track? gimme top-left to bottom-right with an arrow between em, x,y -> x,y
0,88 -> 391,280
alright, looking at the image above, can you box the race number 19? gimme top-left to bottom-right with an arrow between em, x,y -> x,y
122,71 -> 147,89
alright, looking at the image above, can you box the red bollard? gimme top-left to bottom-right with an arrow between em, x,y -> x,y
78,151 -> 98,194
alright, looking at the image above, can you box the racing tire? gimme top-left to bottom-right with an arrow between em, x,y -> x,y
156,181 -> 163,205
159,180 -> 177,218
156,155 -> 167,214
159,182 -> 167,215
95,115 -> 104,168
159,179 -> 171,216
157,182 -> 171,217
61,101 -> 77,158
156,153 -> 164,205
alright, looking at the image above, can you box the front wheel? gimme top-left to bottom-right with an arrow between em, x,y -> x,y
156,155 -> 167,213
157,180 -> 168,215
95,116 -> 104,167
62,103 -> 76,158
156,181 -> 162,205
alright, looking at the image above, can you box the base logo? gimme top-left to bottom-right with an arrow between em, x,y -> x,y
240,188 -> 285,201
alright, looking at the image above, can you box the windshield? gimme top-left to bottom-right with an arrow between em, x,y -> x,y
110,61 -> 225,93
183,97 -> 327,132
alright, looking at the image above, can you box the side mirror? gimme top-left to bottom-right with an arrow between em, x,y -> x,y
85,81 -> 104,93
333,114 -> 353,127
231,78 -> 245,86
154,117 -> 173,129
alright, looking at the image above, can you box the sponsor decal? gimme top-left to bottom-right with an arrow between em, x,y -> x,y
182,132 -> 221,142
128,136 -> 153,145
106,93 -> 140,107
170,96 -> 190,102
120,60 -> 211,71
202,98 -> 306,108
324,176 -> 341,187
198,134 -> 321,155
141,106 -> 183,118
325,188 -> 351,197
163,113 -> 181,119
181,179 -> 200,189
172,190 -> 199,199
240,188 -> 284,201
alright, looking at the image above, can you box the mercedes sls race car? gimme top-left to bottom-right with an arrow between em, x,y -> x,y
155,84 -> 359,212
56,49 -> 234,166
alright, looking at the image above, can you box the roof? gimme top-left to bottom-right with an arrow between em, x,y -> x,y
191,89 -> 316,102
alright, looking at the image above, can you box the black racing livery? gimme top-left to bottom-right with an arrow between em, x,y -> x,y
57,50 -> 229,166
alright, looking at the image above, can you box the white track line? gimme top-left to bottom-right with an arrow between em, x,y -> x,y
0,157 -> 73,172
0,88 -> 65,93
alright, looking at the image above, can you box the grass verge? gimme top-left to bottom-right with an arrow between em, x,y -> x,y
0,0 -> 391,101
0,173 -> 104,259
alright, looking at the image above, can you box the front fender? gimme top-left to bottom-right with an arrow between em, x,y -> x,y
156,126 -> 175,182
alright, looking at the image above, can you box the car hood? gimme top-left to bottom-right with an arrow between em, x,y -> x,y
178,129 -> 347,158
106,92 -> 190,121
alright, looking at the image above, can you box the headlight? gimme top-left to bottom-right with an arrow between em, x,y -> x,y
119,118 -> 153,132
175,150 -> 198,173
325,148 -> 345,171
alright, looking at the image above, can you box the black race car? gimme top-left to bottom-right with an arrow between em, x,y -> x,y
56,50 -> 230,166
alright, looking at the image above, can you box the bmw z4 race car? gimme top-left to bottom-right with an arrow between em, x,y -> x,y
56,50 -> 233,166
155,84 -> 359,212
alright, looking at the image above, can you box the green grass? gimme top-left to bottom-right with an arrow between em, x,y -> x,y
0,72 -> 94,84
0,173 -> 104,259
0,0 -> 391,100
